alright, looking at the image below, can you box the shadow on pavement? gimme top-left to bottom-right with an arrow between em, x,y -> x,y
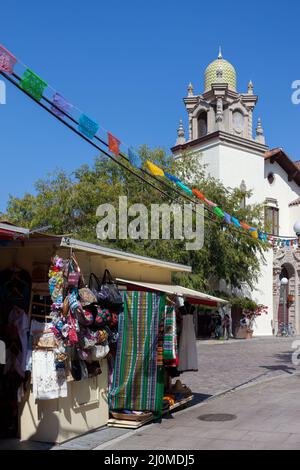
259,364 -> 296,374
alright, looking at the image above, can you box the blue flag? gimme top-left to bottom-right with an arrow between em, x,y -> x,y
165,172 -> 180,184
128,148 -> 142,169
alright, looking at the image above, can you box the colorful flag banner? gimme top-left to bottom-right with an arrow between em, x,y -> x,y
176,181 -> 194,196
258,231 -> 264,241
250,230 -> 259,239
165,172 -> 181,184
0,45 -> 17,74
78,114 -> 99,139
146,160 -> 165,177
204,198 -> 217,208
51,93 -> 73,117
128,147 -> 142,169
192,189 -> 206,201
223,212 -> 232,225
240,222 -> 251,230
20,68 -> 47,102
214,207 -> 225,219
231,217 -> 242,228
108,132 -> 121,155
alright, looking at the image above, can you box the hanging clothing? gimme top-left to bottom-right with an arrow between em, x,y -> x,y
0,268 -> 31,317
0,340 -> 6,365
32,349 -> 67,400
109,291 -> 166,415
178,314 -> 198,372
4,306 -> 29,378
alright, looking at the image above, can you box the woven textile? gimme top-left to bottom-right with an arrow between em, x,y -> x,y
163,306 -> 177,361
109,291 -> 166,414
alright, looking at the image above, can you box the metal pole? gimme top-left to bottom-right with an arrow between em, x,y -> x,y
283,284 -> 287,335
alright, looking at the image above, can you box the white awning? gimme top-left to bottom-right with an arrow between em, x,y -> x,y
59,237 -> 192,273
116,278 -> 228,305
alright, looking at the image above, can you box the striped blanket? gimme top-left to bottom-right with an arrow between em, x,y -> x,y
109,291 -> 166,414
163,306 -> 177,361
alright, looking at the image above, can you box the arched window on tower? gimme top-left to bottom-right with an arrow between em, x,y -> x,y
197,112 -> 207,138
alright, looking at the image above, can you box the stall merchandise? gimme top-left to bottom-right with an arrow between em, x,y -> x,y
108,291 -> 197,427
45,255 -> 122,391
0,268 -> 31,438
109,291 -> 166,415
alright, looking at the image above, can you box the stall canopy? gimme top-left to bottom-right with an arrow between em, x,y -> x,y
116,278 -> 228,307
0,222 -> 29,241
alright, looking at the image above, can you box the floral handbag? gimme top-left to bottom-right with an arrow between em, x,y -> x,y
78,287 -> 97,307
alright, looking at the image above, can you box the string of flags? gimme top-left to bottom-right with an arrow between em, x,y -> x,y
0,44 -> 299,249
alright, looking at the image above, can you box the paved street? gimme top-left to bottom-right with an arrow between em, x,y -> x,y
99,372 -> 300,450
60,336 -> 300,450
1,336 -> 299,450
180,336 -> 299,397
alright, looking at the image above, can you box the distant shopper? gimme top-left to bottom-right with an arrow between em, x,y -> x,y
223,314 -> 233,340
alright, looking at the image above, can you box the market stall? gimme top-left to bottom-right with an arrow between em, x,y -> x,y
106,279 -> 228,428
0,228 -> 192,443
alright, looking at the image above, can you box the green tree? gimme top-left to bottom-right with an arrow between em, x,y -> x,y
5,147 -> 267,292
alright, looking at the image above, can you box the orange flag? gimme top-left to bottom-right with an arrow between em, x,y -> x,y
108,132 -> 121,155
192,189 -> 206,201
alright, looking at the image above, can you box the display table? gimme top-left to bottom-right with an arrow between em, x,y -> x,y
19,360 -> 108,444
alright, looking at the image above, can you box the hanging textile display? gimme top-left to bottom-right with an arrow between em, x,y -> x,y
20,68 -> 47,102
178,314 -> 198,373
32,349 -> 68,400
108,132 -> 121,155
163,306 -> 177,362
51,92 -> 73,117
109,291 -> 166,415
78,114 -> 99,139
0,45 -> 17,74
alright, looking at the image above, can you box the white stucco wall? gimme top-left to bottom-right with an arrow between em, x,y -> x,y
252,249 -> 274,336
264,160 -> 300,236
218,145 -> 265,204
177,140 -> 300,336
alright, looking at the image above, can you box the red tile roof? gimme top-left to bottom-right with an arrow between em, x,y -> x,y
265,148 -> 300,187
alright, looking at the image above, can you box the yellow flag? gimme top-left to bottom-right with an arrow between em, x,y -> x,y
146,160 -> 165,177
250,230 -> 259,239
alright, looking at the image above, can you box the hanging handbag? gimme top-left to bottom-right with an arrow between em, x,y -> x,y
88,272 -> 102,302
65,256 -> 81,289
78,287 -> 97,307
98,270 -> 123,311
74,306 -> 94,327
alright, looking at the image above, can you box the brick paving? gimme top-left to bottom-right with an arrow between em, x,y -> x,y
180,336 -> 298,397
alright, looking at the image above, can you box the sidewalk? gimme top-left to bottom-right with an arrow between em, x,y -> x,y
97,372 -> 300,450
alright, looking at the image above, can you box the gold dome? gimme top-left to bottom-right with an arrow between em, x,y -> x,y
204,48 -> 237,92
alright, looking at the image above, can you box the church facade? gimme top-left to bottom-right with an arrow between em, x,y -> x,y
171,49 -> 300,336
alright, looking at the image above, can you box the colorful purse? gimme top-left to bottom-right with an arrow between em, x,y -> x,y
66,256 -> 81,289
74,306 -> 94,327
78,287 -> 97,307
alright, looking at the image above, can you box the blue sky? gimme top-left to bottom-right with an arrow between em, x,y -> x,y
1,0 -> 300,211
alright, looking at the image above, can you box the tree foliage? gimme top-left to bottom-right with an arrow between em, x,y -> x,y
5,146 -> 267,293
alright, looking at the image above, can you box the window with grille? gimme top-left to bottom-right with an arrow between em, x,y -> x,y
265,206 -> 279,235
